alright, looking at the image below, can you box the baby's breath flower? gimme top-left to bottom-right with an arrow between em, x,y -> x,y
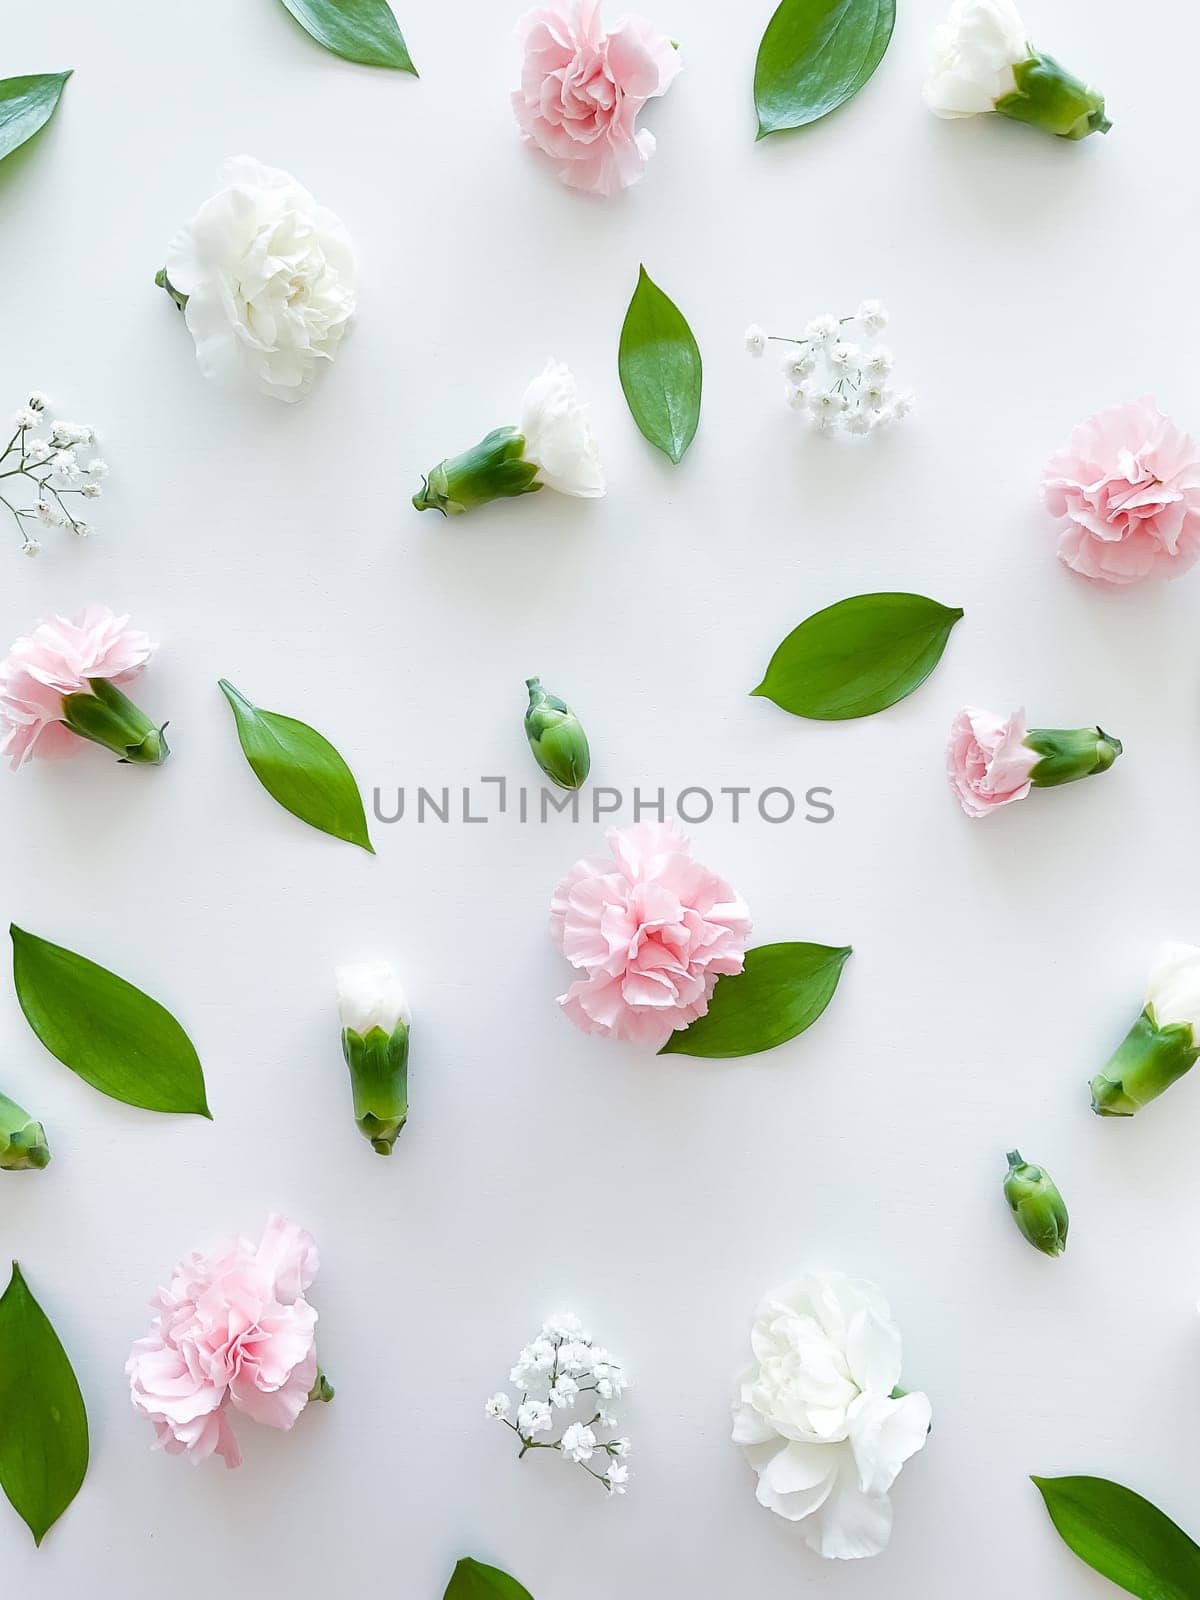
748,306 -> 910,439
488,1314 -> 632,1495
804,313 -> 841,344
744,323 -> 768,358
1,397 -> 110,551
20,537 -> 40,557
857,298 -> 888,333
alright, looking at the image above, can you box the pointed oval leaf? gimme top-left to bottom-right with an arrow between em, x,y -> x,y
444,1558 -> 534,1600
277,0 -> 417,73
10,926 -> 211,1117
0,1264 -> 89,1546
0,72 -> 72,164
618,265 -> 702,464
219,680 -> 374,853
752,593 -> 964,720
754,0 -> 894,138
1032,1476 -> 1200,1600
660,942 -> 851,1058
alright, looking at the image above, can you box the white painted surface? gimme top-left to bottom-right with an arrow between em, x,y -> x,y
0,0 -> 1191,1593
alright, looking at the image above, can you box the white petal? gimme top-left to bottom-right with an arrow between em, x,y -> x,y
845,1307 -> 903,1398
1146,943 -> 1200,1031
848,1391 -> 932,1497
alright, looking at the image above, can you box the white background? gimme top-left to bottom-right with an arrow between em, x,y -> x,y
0,0 -> 1195,1593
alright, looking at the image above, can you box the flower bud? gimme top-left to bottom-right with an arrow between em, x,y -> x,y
0,1090 -> 50,1171
525,677 -> 590,790
1026,724 -> 1121,789
1004,1151 -> 1068,1256
308,1368 -> 335,1404
336,961 -> 410,1154
413,363 -> 605,516
1090,943 -> 1200,1116
60,677 -> 170,766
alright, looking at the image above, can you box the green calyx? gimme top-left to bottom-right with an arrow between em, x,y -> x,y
1090,1007 -> 1200,1117
59,677 -> 169,766
341,1022 -> 409,1154
154,267 -> 189,312
308,1368 -> 335,1404
1026,725 -> 1121,789
995,52 -> 1111,140
525,677 -> 591,790
0,1091 -> 50,1172
412,426 -> 542,517
1004,1150 -> 1068,1257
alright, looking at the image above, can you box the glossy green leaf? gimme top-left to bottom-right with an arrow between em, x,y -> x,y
0,1264 -> 89,1546
754,0 -> 894,138
660,942 -> 851,1058
10,927 -> 210,1117
0,73 -> 72,165
618,265 -> 702,464
444,1557 -> 534,1600
752,593 -> 964,720
277,0 -> 417,73
219,679 -> 374,853
1033,1476 -> 1200,1600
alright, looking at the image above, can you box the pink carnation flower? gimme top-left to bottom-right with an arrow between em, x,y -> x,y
512,0 -> 683,197
0,605 -> 155,769
1042,398 -> 1200,587
947,706 -> 1038,817
550,819 -> 752,1046
127,1215 -> 321,1469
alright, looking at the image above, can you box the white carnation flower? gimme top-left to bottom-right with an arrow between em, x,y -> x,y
336,960 -> 410,1036
519,361 -> 606,499
732,1271 -> 931,1561
924,0 -> 1029,118
164,156 -> 357,403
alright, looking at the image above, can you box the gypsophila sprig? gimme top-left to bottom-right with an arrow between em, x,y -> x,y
486,1313 -> 632,1496
744,302 -> 914,437
0,393 -> 106,554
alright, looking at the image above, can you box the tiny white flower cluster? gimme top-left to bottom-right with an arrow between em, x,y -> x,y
485,1312 -> 632,1496
2,392 -> 109,556
744,301 -> 915,437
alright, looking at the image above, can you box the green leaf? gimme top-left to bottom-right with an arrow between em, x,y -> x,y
1032,1476 -> 1200,1600
10,926 -> 211,1118
660,942 -> 851,1058
0,73 -> 72,165
0,1264 -> 89,1546
219,679 -> 374,853
752,592 -> 964,721
277,0 -> 417,73
753,0 -> 894,139
618,265 -> 702,464
444,1558 -> 534,1600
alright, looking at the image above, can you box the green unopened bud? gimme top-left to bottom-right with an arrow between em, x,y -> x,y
336,961 -> 410,1154
1004,1151 -> 1068,1257
524,677 -> 590,790
413,427 -> 541,517
1026,725 -> 1121,789
60,677 -> 170,766
995,53 -> 1111,140
0,1091 -> 50,1172
1090,1008 -> 1199,1117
